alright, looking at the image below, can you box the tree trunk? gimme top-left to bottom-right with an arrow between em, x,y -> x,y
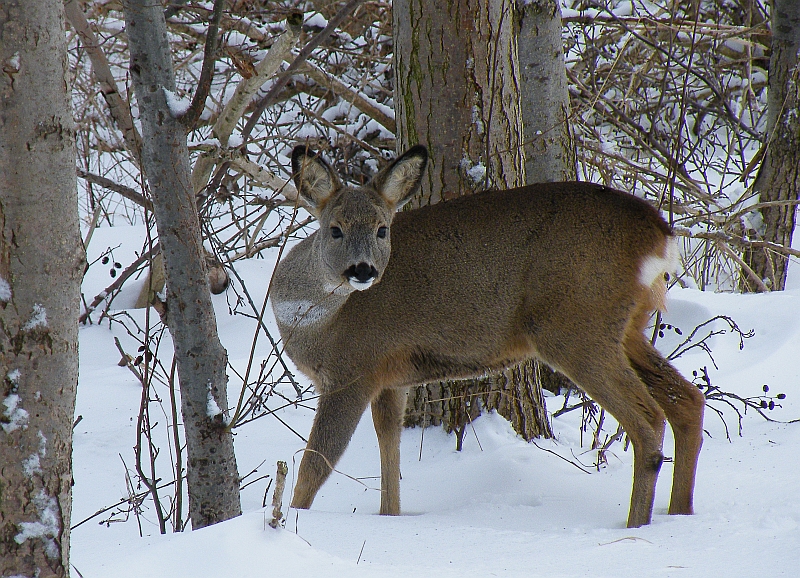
0,1 -> 83,575
517,0 -> 576,396
395,0 -> 552,441
742,0 -> 800,291
122,0 -> 241,528
518,0 -> 576,183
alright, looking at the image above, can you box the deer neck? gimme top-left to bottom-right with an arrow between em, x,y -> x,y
271,242 -> 351,333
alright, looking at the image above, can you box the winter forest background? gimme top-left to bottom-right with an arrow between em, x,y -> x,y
2,0 -> 799,576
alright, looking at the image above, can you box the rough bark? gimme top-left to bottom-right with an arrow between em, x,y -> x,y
122,0 -> 241,528
396,0 -> 552,441
742,0 -> 800,291
0,1 -> 83,575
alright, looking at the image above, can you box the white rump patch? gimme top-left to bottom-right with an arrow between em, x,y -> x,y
638,236 -> 679,289
273,298 -> 334,328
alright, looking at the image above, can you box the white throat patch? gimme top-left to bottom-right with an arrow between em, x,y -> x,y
272,298 -> 334,329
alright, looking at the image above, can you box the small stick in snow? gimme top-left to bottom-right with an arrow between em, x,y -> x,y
269,461 -> 289,529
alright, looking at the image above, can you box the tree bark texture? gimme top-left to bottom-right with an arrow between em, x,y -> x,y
0,1 -> 83,576
742,0 -> 800,291
395,0 -> 553,441
122,0 -> 241,528
517,0 -> 576,396
395,0 -> 525,204
517,0 -> 576,183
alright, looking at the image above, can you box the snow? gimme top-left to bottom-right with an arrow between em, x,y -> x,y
0,276 -> 11,302
22,453 -> 41,476
7,51 -> 20,72
15,489 -> 61,560
163,87 -> 191,118
23,303 -> 47,330
206,383 -> 223,420
460,157 -> 487,185
2,393 -> 29,433
24,430 -> 48,476
305,13 -> 329,29
68,225 -> 800,578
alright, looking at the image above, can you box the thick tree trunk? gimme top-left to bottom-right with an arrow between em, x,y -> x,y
0,1 -> 83,576
742,0 -> 800,291
122,0 -> 241,528
396,0 -> 552,441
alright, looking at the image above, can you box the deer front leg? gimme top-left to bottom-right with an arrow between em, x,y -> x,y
291,384 -> 371,510
371,388 -> 407,515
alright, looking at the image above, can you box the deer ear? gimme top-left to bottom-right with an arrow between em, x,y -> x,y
372,145 -> 428,209
291,146 -> 342,214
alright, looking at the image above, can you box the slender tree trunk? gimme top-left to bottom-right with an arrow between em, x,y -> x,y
122,0 -> 241,528
518,0 -> 575,183
517,0 -> 576,396
742,0 -> 800,291
0,1 -> 83,575
396,0 -> 552,441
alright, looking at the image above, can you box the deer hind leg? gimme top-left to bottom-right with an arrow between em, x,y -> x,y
548,343 -> 667,528
624,329 -> 704,516
371,388 -> 407,515
291,383 -> 371,510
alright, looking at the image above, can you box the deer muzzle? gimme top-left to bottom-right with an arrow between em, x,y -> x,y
345,262 -> 378,290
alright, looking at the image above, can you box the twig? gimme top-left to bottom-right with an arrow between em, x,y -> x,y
65,0 -> 143,156
181,0 -> 226,129
213,14 -> 303,147
715,240 -> 770,292
295,60 -> 396,133
268,461 -> 289,529
80,243 -> 160,324
70,478 -> 178,530
530,440 -> 593,474
77,168 -> 153,211
356,540 -> 367,564
240,0 -> 368,143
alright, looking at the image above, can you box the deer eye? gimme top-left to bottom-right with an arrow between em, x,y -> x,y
330,226 -> 343,239
377,226 -> 388,239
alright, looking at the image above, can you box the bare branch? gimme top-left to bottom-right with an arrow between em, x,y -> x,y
240,0 -> 369,142
296,60 -> 396,133
213,14 -> 303,147
80,243 -> 160,324
64,0 -> 142,156
180,0 -> 225,130
77,168 -> 153,211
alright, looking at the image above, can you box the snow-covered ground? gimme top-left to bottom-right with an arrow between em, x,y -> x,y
70,225 -> 800,577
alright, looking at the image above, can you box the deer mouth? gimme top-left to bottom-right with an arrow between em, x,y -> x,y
345,263 -> 378,291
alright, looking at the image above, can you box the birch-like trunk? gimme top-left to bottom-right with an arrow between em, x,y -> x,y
518,0 -> 575,183
517,0 -> 576,395
0,1 -> 83,575
122,0 -> 241,528
396,0 -> 552,441
742,0 -> 800,291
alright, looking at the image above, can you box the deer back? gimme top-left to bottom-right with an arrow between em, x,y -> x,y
271,147 -> 674,397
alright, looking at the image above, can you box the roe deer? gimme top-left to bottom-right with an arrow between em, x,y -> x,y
270,145 -> 704,528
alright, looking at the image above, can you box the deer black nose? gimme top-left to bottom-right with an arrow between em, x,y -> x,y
346,262 -> 378,283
